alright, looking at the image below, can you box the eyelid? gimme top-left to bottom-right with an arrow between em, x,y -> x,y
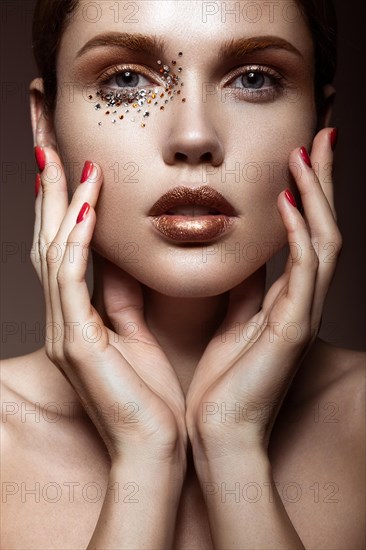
223,64 -> 285,87
97,63 -> 164,88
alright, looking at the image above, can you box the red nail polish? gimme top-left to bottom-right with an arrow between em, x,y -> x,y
330,128 -> 338,151
35,173 -> 41,198
285,189 -> 297,208
34,146 -> 46,172
80,161 -> 94,183
76,202 -> 90,224
300,146 -> 312,168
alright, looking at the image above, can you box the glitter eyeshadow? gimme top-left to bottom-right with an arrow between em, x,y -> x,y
95,52 -> 185,127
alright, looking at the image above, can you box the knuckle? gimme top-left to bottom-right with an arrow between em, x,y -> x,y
302,247 -> 319,270
62,342 -> 78,364
56,263 -> 70,287
324,230 -> 343,257
30,251 -> 38,270
331,229 -> 343,252
45,242 -> 61,266
38,234 -> 50,258
56,269 -> 67,287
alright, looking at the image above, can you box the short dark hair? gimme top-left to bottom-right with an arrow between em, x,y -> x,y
32,0 -> 337,119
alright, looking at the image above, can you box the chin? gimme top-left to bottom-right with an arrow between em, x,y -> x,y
118,252 -> 264,298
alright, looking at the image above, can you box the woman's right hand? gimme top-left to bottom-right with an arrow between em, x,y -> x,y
31,146 -> 187,470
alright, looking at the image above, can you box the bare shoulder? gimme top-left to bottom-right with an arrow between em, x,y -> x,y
0,347 -> 89,467
309,338 -> 366,447
271,338 -> 365,549
288,337 -> 365,416
1,347 -> 81,457
1,350 -> 109,549
284,337 -> 365,458
1,347 -> 78,407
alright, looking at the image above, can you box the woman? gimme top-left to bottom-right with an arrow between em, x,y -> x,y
1,0 -> 364,548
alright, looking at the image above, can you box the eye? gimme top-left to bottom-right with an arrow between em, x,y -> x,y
226,65 -> 285,101
98,64 -> 160,93
231,67 -> 282,90
102,68 -> 153,90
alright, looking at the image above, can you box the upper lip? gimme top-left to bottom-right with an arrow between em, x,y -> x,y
148,186 -> 237,216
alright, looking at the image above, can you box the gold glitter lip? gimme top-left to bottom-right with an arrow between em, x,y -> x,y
149,186 -> 237,242
151,215 -> 235,242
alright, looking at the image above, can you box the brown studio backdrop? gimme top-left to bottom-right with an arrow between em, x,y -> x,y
1,0 -> 365,358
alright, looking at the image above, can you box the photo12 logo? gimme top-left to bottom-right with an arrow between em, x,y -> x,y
201,2 -> 303,24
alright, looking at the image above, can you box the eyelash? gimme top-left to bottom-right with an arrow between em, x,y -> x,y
96,63 -> 285,102
98,63 -> 164,95
226,65 -> 285,101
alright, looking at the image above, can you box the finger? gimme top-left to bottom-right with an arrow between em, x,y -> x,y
31,174 -> 43,283
99,256 -> 160,346
36,146 -> 69,357
222,265 -> 266,330
46,161 -> 103,359
289,143 -> 342,329
309,127 -> 338,219
289,144 -> 339,241
56,203 -> 99,337
260,268 -> 289,315
38,146 -> 69,247
275,189 -> 318,321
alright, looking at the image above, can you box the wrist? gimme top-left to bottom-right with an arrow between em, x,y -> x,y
109,457 -> 186,505
111,434 -> 187,472
187,404 -> 274,464
190,423 -> 269,462
111,447 -> 187,482
192,442 -> 271,480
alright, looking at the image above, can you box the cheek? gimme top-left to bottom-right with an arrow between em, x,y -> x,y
54,93 -> 158,190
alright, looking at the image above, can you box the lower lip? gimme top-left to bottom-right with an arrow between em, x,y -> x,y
150,214 -> 235,242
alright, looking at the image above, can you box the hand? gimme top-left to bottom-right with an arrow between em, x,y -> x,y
31,147 -> 187,469
186,128 -> 342,462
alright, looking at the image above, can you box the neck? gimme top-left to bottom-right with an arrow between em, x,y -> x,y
142,286 -> 229,393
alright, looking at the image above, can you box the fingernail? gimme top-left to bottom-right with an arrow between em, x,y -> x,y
76,202 -> 90,224
330,128 -> 338,151
35,173 -> 41,198
285,189 -> 297,208
34,146 -> 46,172
80,161 -> 94,183
300,146 -> 312,168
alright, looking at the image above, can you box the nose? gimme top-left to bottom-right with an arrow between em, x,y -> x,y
162,94 -> 224,167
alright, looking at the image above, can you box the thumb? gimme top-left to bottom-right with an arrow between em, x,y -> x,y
222,264 -> 266,330
91,252 -> 154,343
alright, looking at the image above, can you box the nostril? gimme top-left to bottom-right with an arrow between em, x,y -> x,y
175,152 -> 187,162
201,152 -> 212,162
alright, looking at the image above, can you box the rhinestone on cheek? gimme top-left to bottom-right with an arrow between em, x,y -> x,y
94,51 -> 184,127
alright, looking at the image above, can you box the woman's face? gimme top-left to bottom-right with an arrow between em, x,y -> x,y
53,0 -> 317,297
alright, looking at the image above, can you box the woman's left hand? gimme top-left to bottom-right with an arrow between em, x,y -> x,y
186,128 -> 343,462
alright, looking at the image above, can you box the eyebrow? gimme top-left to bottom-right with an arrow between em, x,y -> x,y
218,35 -> 303,60
76,32 -> 167,58
75,32 -> 302,61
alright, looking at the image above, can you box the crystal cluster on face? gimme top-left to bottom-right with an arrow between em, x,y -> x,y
92,54 -> 185,128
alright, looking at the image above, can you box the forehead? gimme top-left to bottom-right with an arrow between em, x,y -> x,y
59,0 -> 314,63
